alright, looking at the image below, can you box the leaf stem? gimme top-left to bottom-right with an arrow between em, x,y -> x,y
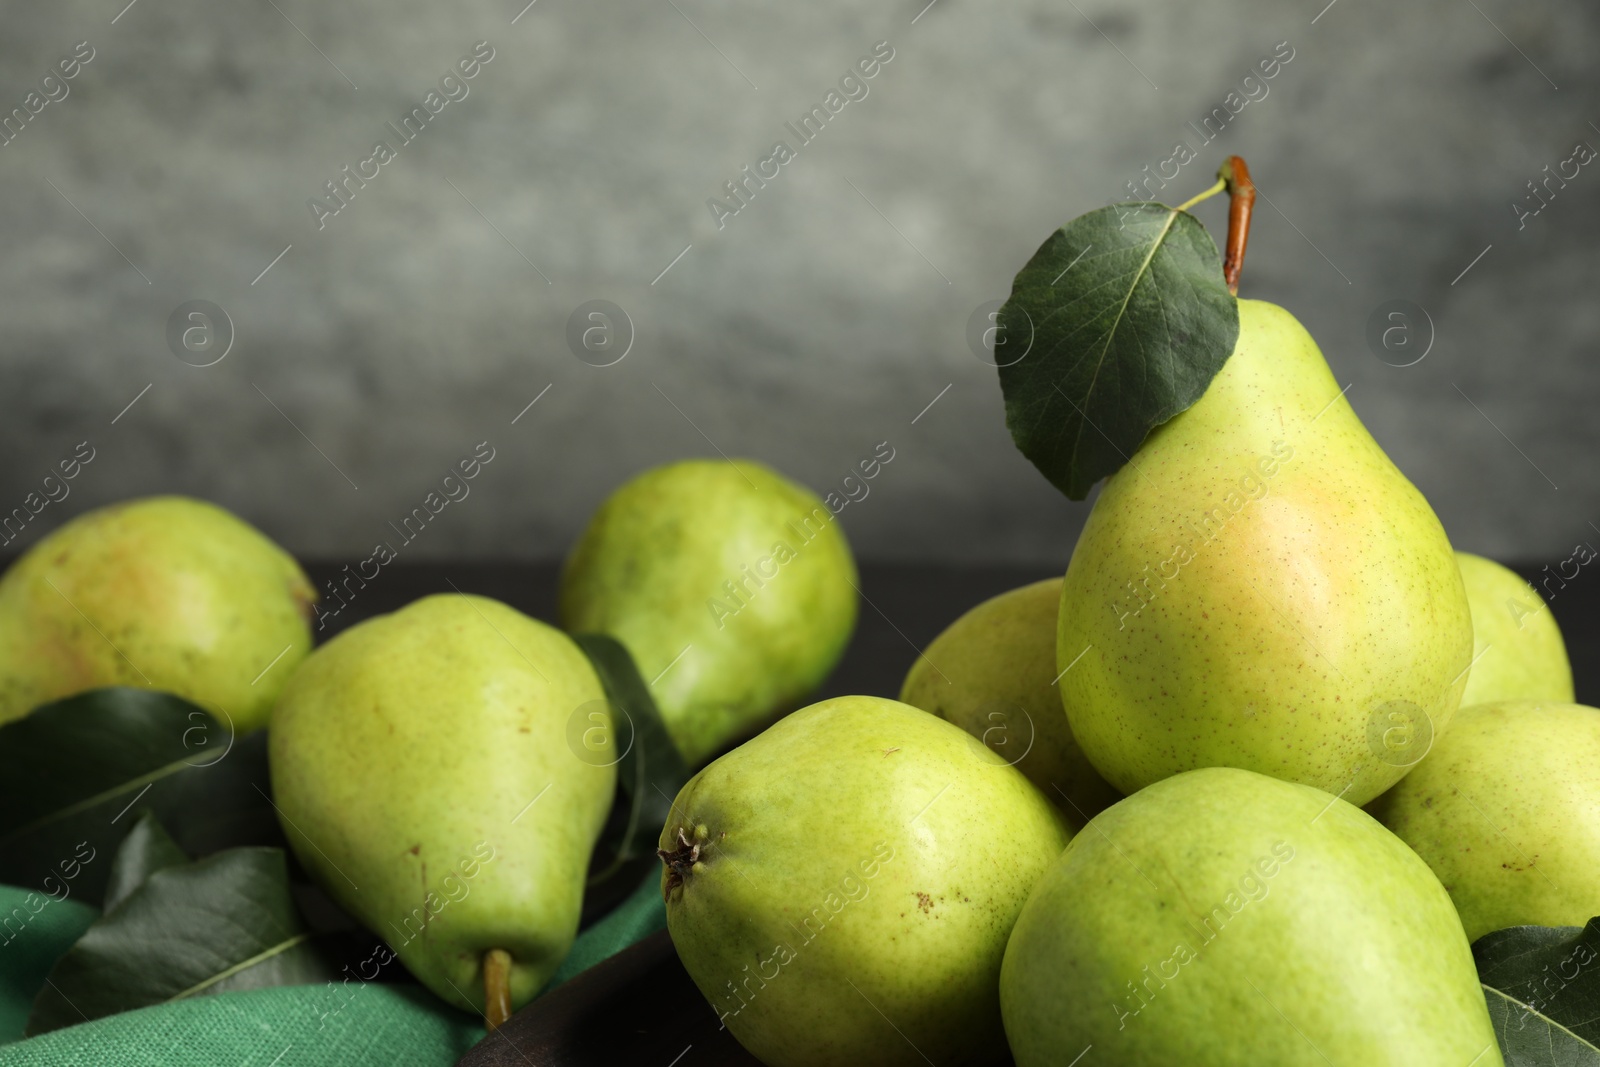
1218,156 -> 1256,295
1175,178 -> 1226,214
483,948 -> 513,1031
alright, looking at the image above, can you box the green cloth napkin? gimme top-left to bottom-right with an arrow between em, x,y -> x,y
0,872 -> 666,1066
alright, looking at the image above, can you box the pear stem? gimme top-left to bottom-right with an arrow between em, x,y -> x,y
482,948 -> 513,1031
1218,155 -> 1256,295
1175,177 -> 1226,214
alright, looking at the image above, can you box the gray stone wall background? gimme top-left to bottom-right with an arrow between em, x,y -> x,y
1,0 -> 1596,567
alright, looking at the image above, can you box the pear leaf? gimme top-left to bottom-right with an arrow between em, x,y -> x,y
26,845 -> 339,1036
1476,919 -> 1600,1065
101,812 -> 188,913
997,202 -> 1239,500
0,688 -> 283,906
572,634 -> 690,919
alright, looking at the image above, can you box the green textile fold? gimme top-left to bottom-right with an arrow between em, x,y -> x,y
0,870 -> 666,1066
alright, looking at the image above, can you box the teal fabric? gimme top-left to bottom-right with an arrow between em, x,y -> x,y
0,890 -> 98,1043
547,871 -> 666,989
0,871 -> 666,1065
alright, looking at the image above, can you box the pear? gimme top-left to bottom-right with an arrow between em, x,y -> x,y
1369,700 -> 1600,941
269,593 -> 615,1018
0,496 -> 314,733
1058,299 -> 1472,805
899,578 -> 1119,829
561,459 -> 857,764
1455,551 -> 1573,706
660,695 -> 1069,1067
1001,767 -> 1501,1066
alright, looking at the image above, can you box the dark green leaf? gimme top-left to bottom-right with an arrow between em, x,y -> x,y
997,201 -> 1239,499
0,688 -> 283,906
102,813 -> 188,913
1476,919 -> 1600,1065
572,635 -> 690,920
1484,986 -> 1600,1066
26,847 -> 340,1036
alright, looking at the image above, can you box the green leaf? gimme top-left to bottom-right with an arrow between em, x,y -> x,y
1483,987 -> 1600,1066
26,845 -> 339,1036
0,688 -> 283,906
997,202 -> 1239,500
101,812 -> 188,913
572,635 -> 691,919
1476,919 -> 1600,1065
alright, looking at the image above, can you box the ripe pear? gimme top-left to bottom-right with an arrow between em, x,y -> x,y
1001,767 -> 1500,1066
0,496 -> 314,732
269,594 -> 615,1016
899,578 -> 1119,829
560,459 -> 857,764
1369,700 -> 1600,941
1455,551 -> 1573,706
660,695 -> 1069,1067
1058,299 -> 1472,805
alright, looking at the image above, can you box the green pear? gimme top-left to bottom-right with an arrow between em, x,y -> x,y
1001,767 -> 1500,1066
1369,700 -> 1600,941
0,496 -> 314,733
269,593 -> 615,1016
1058,299 -> 1472,805
899,578 -> 1119,829
660,695 -> 1069,1067
1455,551 -> 1573,706
561,458 -> 857,764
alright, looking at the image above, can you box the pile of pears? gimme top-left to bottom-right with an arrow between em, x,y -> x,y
1,310 -> 1591,1065
654,299 -> 1594,1067
0,462 -> 861,1026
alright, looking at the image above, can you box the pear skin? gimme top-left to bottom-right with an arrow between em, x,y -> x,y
899,578 -> 1120,829
560,459 -> 857,764
1001,767 -> 1501,1066
1455,552 -> 1573,706
0,496 -> 314,732
1058,299 -> 1472,805
1370,701 -> 1600,941
660,695 -> 1069,1067
269,594 -> 615,1014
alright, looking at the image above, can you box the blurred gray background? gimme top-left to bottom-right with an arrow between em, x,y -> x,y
2,0 -> 1596,568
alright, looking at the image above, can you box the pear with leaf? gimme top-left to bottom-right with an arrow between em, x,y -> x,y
999,159 -> 1471,806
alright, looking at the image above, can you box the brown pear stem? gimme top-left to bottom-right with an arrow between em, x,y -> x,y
1219,155 -> 1256,295
482,948 -> 513,1031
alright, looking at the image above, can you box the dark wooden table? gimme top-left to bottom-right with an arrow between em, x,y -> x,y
300,561 -> 1598,1067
